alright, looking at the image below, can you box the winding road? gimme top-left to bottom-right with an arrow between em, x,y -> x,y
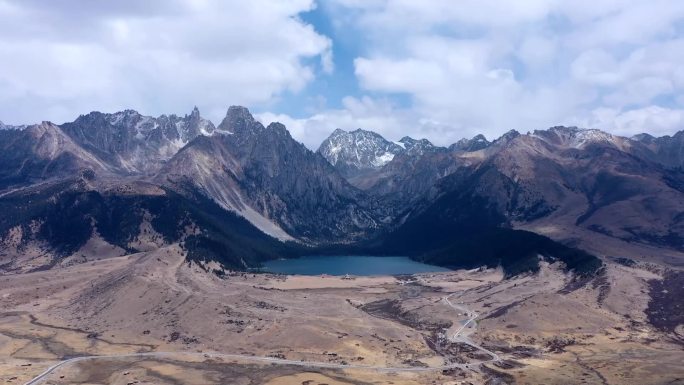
444,294 -> 501,362
24,292 -> 500,384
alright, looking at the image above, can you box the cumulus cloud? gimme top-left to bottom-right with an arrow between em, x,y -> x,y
276,0 -> 684,147
256,96 -> 413,149
585,106 -> 684,137
0,0 -> 331,125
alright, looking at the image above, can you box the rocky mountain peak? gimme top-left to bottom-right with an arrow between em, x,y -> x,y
190,106 -> 200,120
631,133 -> 656,143
27,121 -> 66,147
533,126 -> 620,149
266,122 -> 290,138
398,136 -> 437,156
59,107 -> 215,173
451,134 -> 491,152
25,121 -> 53,135
71,109 -> 141,131
0,120 -> 26,131
493,129 -> 521,145
631,130 -> 684,169
178,107 -> 214,139
548,125 -> 579,133
398,136 -> 430,145
218,106 -> 263,135
317,128 -> 404,176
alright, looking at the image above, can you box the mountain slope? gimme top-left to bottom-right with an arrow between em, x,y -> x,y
61,107 -> 215,174
630,131 -> 684,170
313,124 -> 683,264
317,129 -> 446,191
491,128 -> 684,252
0,175 -> 298,273
0,122 -> 110,189
160,106 -> 382,243
317,128 -> 405,178
450,134 -> 491,152
1,106 -> 681,275
381,126 -> 684,261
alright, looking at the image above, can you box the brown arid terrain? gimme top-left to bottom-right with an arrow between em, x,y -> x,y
0,246 -> 682,385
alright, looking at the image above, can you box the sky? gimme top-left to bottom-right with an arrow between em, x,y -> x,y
1,0 -> 684,149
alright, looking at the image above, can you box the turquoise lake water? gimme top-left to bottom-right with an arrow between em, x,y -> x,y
260,255 -> 451,276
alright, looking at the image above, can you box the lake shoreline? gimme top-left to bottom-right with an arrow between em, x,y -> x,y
260,255 -> 452,276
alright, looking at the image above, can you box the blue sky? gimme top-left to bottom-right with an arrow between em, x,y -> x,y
1,0 -> 684,148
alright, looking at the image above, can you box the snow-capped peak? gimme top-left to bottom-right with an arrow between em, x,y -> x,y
532,126 -> 622,149
451,134 -> 491,152
317,129 -> 445,177
59,107 -> 216,173
317,128 -> 404,174
398,136 -> 435,156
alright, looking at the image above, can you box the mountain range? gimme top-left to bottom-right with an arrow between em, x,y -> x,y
1,106 -> 683,276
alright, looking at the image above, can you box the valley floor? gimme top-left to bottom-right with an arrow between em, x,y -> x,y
0,246 -> 682,385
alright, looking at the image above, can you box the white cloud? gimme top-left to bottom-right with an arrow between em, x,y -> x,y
571,49 -> 622,87
355,57 -> 447,93
306,0 -> 684,144
586,106 -> 684,137
257,96 -> 414,149
0,0 -> 331,125
257,95 -> 501,149
603,77 -> 674,107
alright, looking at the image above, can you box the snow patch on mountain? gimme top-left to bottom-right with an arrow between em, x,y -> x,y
374,152 -> 396,167
532,126 -> 631,151
317,129 -> 446,180
317,129 -> 404,173
398,137 -> 436,156
60,107 -> 217,173
450,134 -> 491,152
